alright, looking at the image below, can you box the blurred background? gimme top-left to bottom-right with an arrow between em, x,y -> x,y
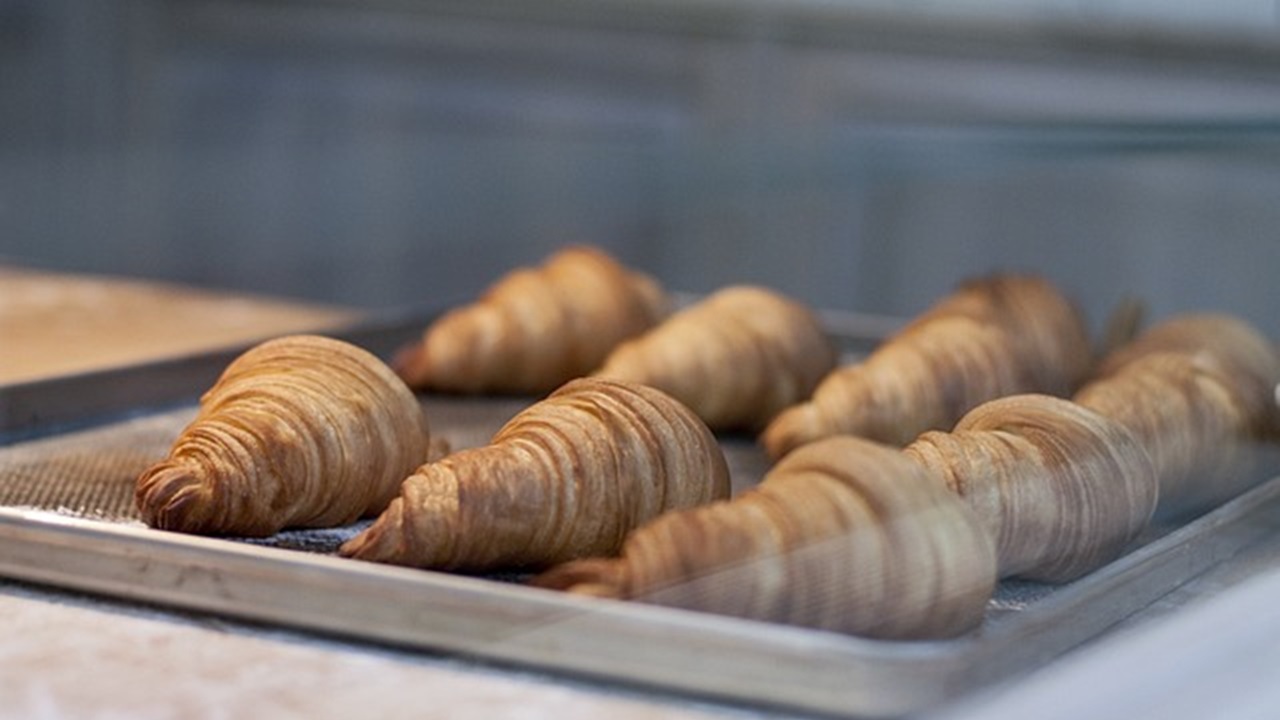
3,0 -> 1280,340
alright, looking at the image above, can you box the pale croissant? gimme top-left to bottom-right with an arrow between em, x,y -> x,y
393,245 -> 667,395
593,285 -> 837,432
905,394 -> 1157,583
761,274 -> 1092,459
135,335 -> 431,536
339,377 -> 730,572
535,435 -> 997,640
1074,313 -> 1280,515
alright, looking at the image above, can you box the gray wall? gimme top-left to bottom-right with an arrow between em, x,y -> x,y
3,0 -> 1280,341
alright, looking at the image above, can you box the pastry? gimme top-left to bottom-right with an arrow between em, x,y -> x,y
136,335 -> 431,536
340,377 -> 730,572
905,394 -> 1156,582
1075,313 -> 1280,514
594,285 -> 836,432
535,435 -> 997,640
393,245 -> 667,395
761,274 -> 1092,458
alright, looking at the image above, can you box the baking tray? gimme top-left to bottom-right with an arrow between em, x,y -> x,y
1,310 -> 1277,718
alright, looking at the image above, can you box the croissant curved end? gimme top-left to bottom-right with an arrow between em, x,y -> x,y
390,341 -> 431,389
760,403 -> 823,461
338,497 -> 418,563
135,463 -> 216,533
630,272 -> 670,324
338,515 -> 396,562
530,558 -> 627,599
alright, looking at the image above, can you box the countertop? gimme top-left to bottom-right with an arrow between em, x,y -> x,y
0,579 -> 762,720
0,266 -> 358,385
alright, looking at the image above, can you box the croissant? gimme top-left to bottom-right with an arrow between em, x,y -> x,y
1074,313 -> 1280,515
904,394 -> 1157,583
593,285 -> 837,432
535,435 -> 998,640
393,245 -> 668,395
135,335 -> 432,536
535,316 -> 1273,633
761,274 -> 1092,459
339,377 -> 730,572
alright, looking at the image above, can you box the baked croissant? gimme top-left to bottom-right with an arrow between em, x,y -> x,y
393,245 -> 668,395
593,285 -> 837,432
761,274 -> 1093,459
535,435 -> 998,640
1074,313 -> 1280,515
339,377 -> 730,572
904,394 -> 1157,583
135,335 -> 432,536
535,316 -> 1273,633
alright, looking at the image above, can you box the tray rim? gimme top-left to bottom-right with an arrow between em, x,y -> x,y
0,470 -> 1276,718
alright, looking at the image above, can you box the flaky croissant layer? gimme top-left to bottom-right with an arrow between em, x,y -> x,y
533,311 -> 1278,639
135,335 -> 432,537
1074,313 -> 1280,515
905,394 -> 1157,582
393,245 -> 668,395
340,377 -> 731,572
761,274 -> 1092,458
594,285 -> 837,432
535,436 -> 998,640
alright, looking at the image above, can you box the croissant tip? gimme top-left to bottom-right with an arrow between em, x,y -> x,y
760,408 -> 814,461
338,510 -> 407,563
531,558 -> 626,599
390,343 -> 428,388
135,464 -> 212,533
338,525 -> 384,560
336,535 -> 366,559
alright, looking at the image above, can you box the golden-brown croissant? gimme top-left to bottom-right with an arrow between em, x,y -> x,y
904,394 -> 1157,583
593,285 -> 837,432
1074,313 -> 1280,515
534,316 -> 1273,634
761,274 -> 1092,459
393,245 -> 668,395
135,335 -> 432,536
339,377 -> 730,572
534,435 -> 998,640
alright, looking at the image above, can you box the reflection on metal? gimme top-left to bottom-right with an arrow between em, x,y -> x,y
0,471 -> 1276,717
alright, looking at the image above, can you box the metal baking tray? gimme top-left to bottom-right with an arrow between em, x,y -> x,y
1,310 -> 1277,718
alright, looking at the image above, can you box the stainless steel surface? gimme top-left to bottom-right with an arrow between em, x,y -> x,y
0,470 -> 1277,718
